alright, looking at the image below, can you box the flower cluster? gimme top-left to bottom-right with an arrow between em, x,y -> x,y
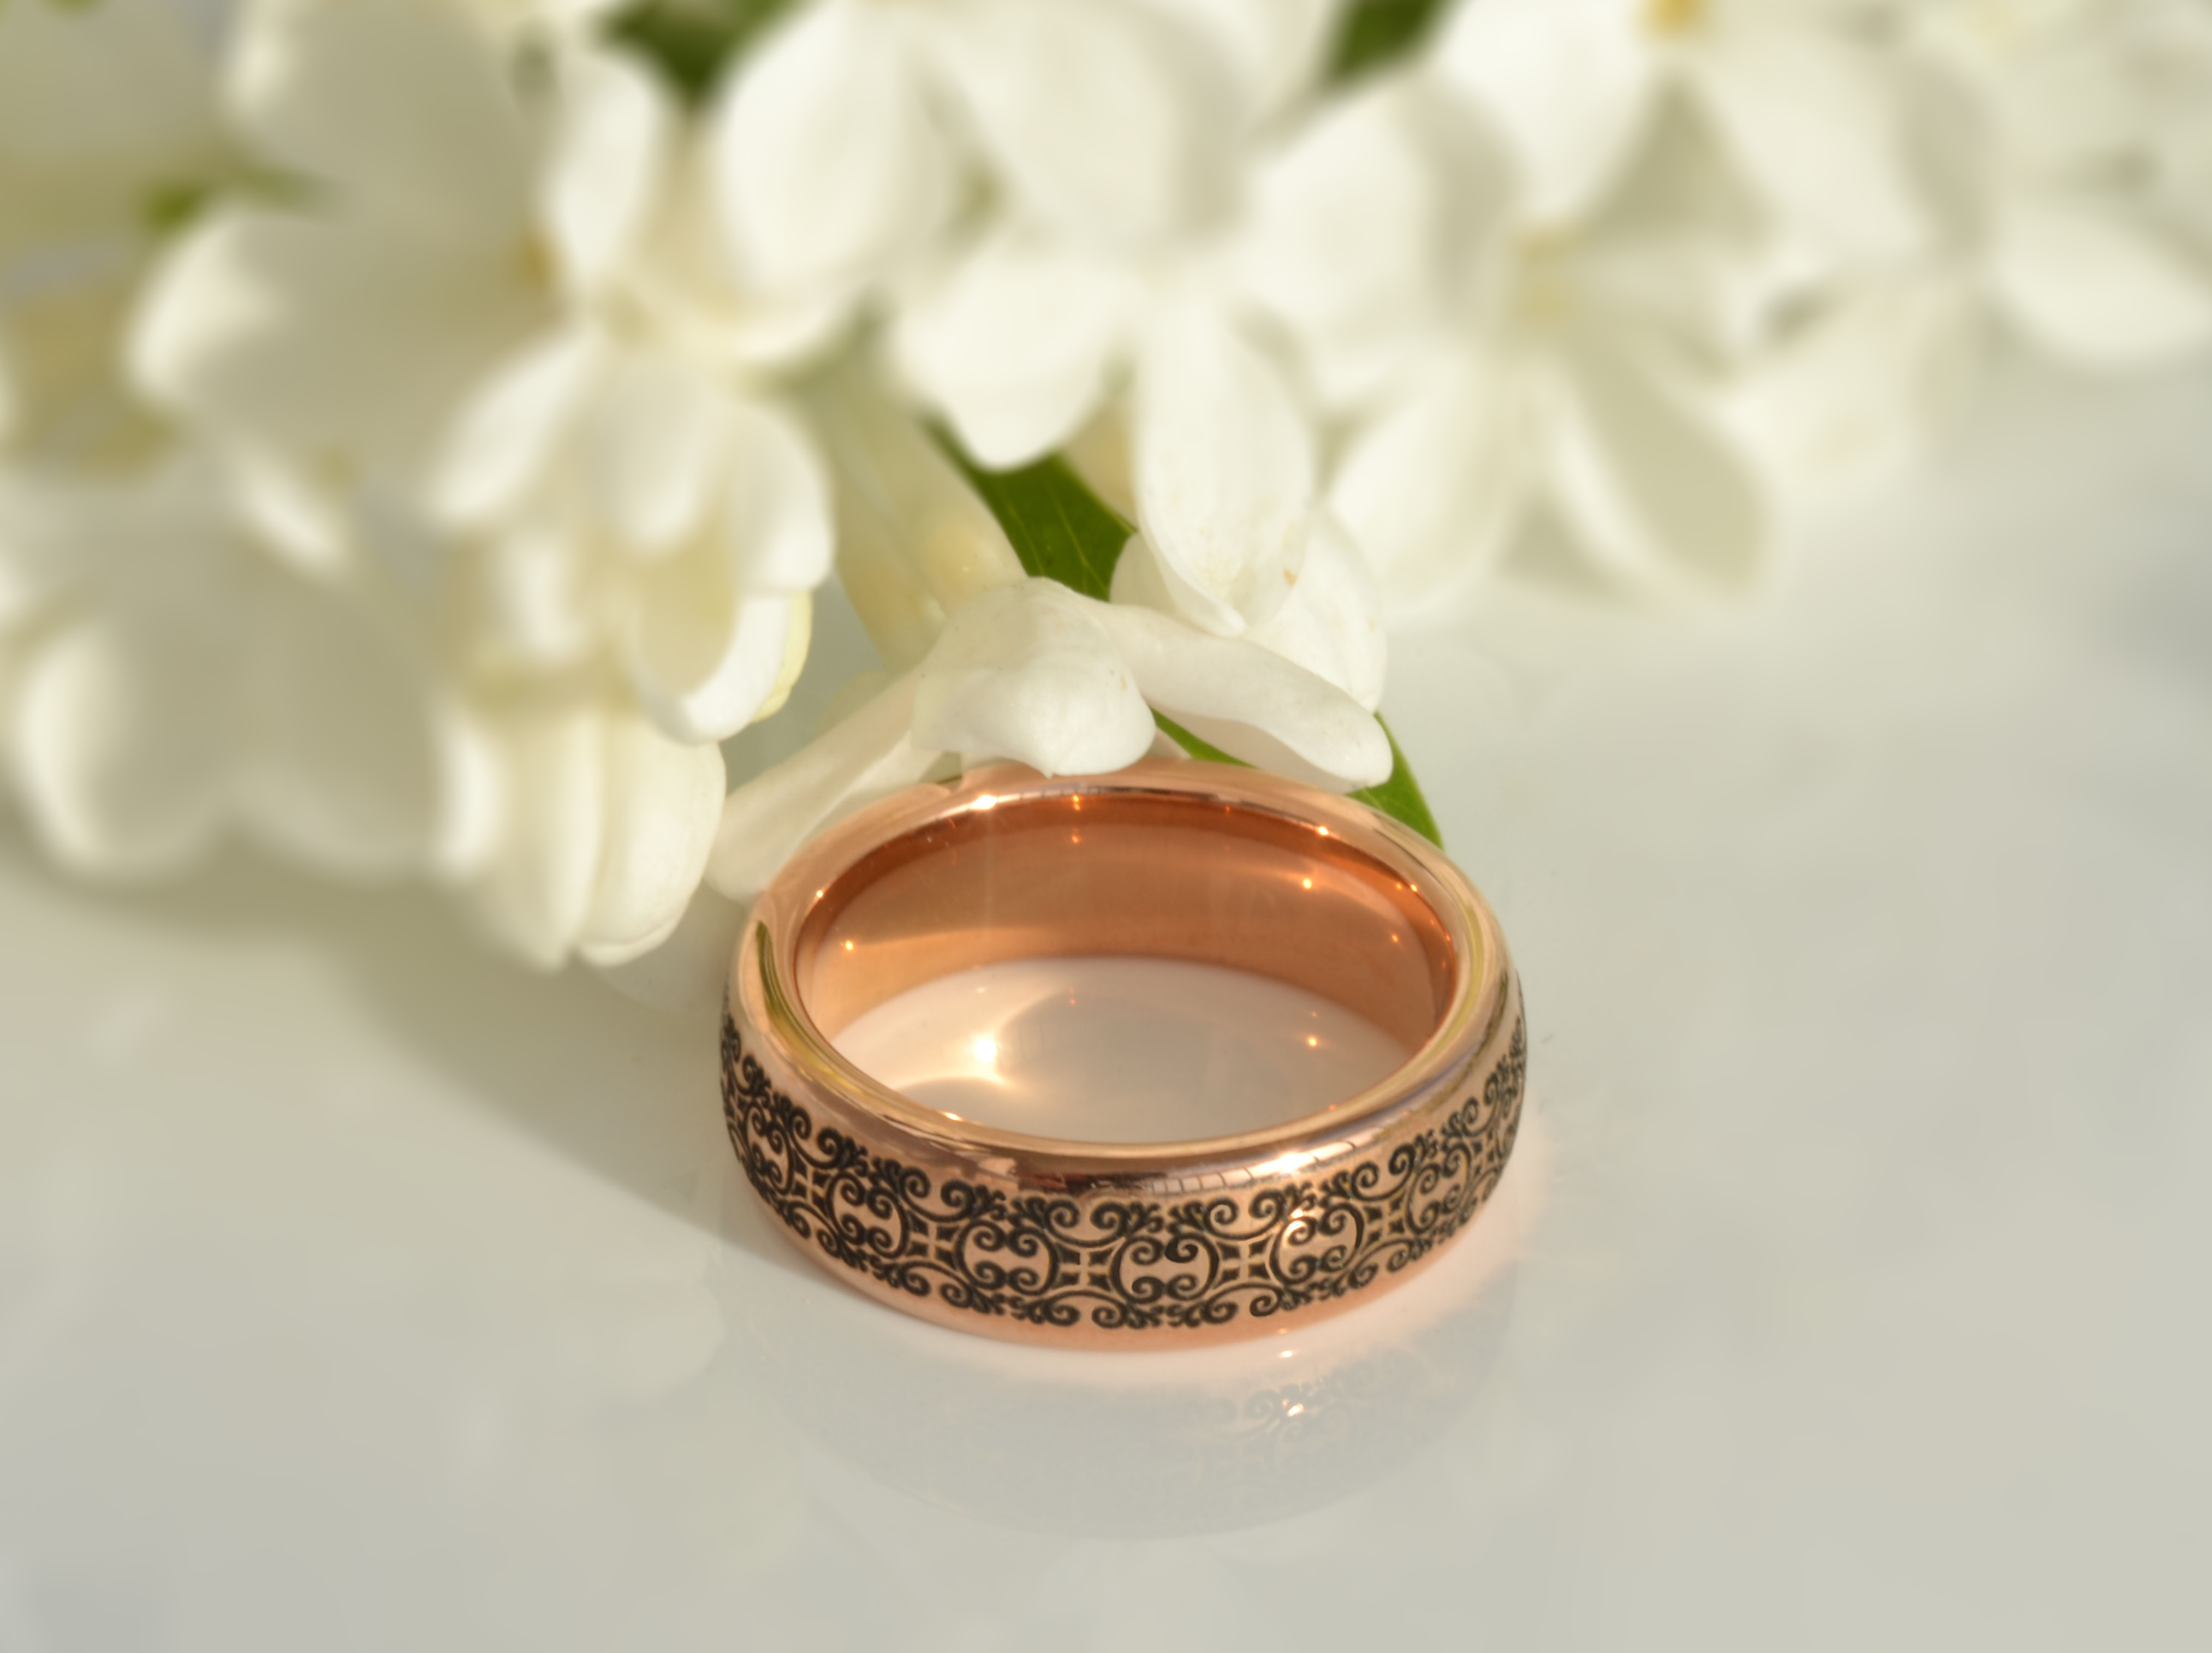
0,0 -> 2204,991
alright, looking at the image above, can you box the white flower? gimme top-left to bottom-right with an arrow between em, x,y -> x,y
904,277 -> 1390,718
704,0 -> 1334,319
813,350 -> 1383,710
1235,67 -> 1519,412
1109,510 -> 1387,715
135,0 -> 606,486
0,1 -> 461,885
1911,0 -> 2212,369
801,359 -> 1030,669
0,460 -> 458,878
108,0 -> 840,968
456,686 -> 727,968
706,376 -> 1388,906
131,0 -> 831,750
707,577 -> 1392,902
1258,66 -> 1779,615
0,0 -> 229,478
0,453 -> 739,968
1735,0 -> 2212,496
433,327 -> 830,747
1431,0 -> 1929,263
872,0 -> 1359,656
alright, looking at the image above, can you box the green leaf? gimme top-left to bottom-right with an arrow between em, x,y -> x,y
139,167 -> 308,240
141,179 -> 216,235
1328,0 -> 1450,84
933,431 -> 1131,601
604,0 -> 797,106
938,429 -> 1443,847
1349,717 -> 1443,846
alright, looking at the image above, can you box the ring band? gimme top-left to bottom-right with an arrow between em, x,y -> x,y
722,758 -> 1526,1348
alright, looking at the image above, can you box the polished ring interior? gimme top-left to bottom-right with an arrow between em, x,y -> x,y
723,758 -> 1526,1349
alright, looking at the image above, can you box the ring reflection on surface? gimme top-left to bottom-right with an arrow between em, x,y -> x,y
713,1110 -> 1545,1538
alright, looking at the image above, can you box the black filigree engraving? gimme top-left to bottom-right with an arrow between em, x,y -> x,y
722,1005 -> 1525,1333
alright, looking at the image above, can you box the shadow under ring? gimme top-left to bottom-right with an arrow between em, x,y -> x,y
723,758 -> 1526,1349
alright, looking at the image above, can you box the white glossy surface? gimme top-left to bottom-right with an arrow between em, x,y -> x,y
833,956 -> 1411,1142
1,364 -> 2208,1648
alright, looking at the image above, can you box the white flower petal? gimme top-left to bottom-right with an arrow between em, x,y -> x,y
1104,526 -> 1174,610
1113,520 -> 1386,710
912,579 -> 1156,775
1569,98 -> 1791,364
352,480 -> 451,596
1132,305 -> 1316,634
628,555 -> 809,746
431,324 -> 602,531
807,369 -> 1023,652
720,398 -> 835,593
1239,72 -> 1512,408
705,0 -> 947,294
820,500 -> 949,674
0,465 -> 440,885
575,712 -> 726,966
240,580 -> 444,876
706,670 -> 938,902
10,596 -> 240,876
1689,26 -> 1930,263
0,472 -> 114,628
929,0 -> 1236,243
224,447 -> 355,581
539,43 -> 675,299
1242,515 -> 1387,711
1542,324 -> 1773,596
1089,599 -> 1389,790
1170,0 -> 1338,124
1328,350 -> 1532,617
1989,197 -> 2212,369
428,695 -> 503,882
569,344 -> 726,557
229,0 -> 532,236
592,389 -> 830,736
463,697 -> 604,968
132,208 -> 542,468
1430,0 -> 1656,225
748,598 -> 816,732
472,520 -> 594,669
1730,276 -> 1988,500
1912,3 -> 2150,187
628,150 -> 861,372
889,224 -> 1132,467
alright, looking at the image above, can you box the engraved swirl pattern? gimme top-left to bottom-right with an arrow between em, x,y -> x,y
721,1004 -> 1526,1333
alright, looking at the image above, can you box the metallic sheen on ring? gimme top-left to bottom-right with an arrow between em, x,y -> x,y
722,758 -> 1526,1349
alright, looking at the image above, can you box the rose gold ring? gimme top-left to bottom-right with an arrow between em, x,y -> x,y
722,758 -> 1526,1349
